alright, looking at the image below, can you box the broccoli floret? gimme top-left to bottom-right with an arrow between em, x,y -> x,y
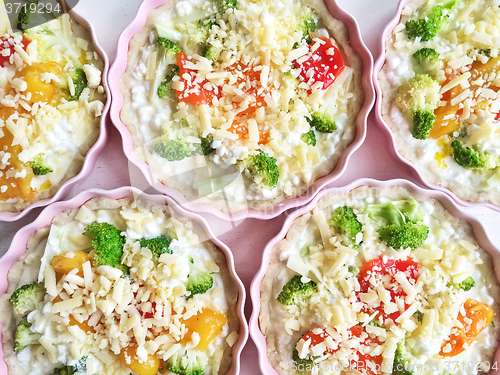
300,130 -> 316,146
451,139 -> 490,169
307,112 -> 337,133
199,134 -> 215,155
154,137 -> 193,161
17,1 -> 50,31
244,151 -> 279,189
413,48 -> 439,62
396,74 -> 440,140
413,310 -> 424,323
167,350 -> 207,375
215,0 -> 237,11
292,348 -> 318,374
9,281 -> 45,315
366,199 -> 429,250
156,37 -> 182,62
14,316 -> 41,352
378,223 -> 429,250
83,222 -> 125,268
412,110 -> 437,140
202,43 -> 222,61
406,0 -> 460,41
67,68 -> 87,101
29,154 -> 53,175
392,340 -> 415,375
189,19 -> 215,44
139,232 -> 176,257
348,265 -> 359,277
158,66 -> 179,99
52,357 -> 87,375
448,276 -> 475,291
185,264 -> 213,299
331,206 -> 363,249
277,275 -> 317,307
298,13 -> 316,43
479,49 -> 491,58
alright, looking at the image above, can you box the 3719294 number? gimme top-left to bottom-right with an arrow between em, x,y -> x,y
5,2 -> 62,14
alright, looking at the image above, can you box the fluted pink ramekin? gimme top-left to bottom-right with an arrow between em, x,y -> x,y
250,178 -> 500,374
0,187 -> 248,375
108,0 -> 375,222
0,11 -> 110,222
372,0 -> 500,213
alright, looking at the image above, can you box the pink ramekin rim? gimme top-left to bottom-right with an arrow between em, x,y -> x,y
0,186 -> 248,375
108,0 -> 375,222
249,177 -> 500,375
371,0 -> 500,213
0,10 -> 111,222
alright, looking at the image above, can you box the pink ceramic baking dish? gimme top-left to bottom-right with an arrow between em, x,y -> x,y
0,11 -> 110,222
108,0 -> 375,222
249,178 -> 500,374
372,0 -> 500,213
0,187 -> 248,374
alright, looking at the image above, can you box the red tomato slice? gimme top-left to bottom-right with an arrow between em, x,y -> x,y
0,37 -> 31,67
300,326 -> 382,375
226,62 -> 268,116
176,52 -> 220,105
495,112 -> 500,121
357,256 -> 420,324
293,37 -> 345,92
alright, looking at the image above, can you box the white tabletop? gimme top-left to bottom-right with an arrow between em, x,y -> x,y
2,0 -> 500,374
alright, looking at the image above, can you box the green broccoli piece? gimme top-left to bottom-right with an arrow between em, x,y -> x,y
276,275 -> 317,307
244,151 -> 279,189
392,340 -> 416,375
301,130 -> 316,146
396,74 -> 440,140
52,357 -> 87,375
185,264 -> 213,299
411,110 -> 436,140
167,350 -> 207,375
67,68 -> 87,101
29,154 -> 53,175
378,223 -> 429,250
298,13 -> 316,43
413,48 -> 439,62
300,244 -> 311,258
202,43 -> 222,61
216,0 -> 237,11
198,134 -> 215,155
14,316 -> 41,352
154,137 -> 193,161
406,0 -> 460,41
157,37 -> 182,62
451,139 -> 490,169
366,199 -> 429,250
307,112 -> 337,133
331,206 -> 363,249
17,1 -> 50,31
479,49 -> 491,58
413,310 -> 424,323
158,66 -> 179,99
448,276 -> 475,291
189,19 -> 215,45
292,348 -> 318,374
9,281 -> 45,315
348,265 -> 359,277
139,232 -> 176,257
83,221 -> 125,268
188,256 -> 194,263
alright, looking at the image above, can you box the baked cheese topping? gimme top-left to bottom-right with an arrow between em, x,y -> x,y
265,188 -> 499,375
0,14 -> 105,211
124,0 -> 359,206
383,0 -> 500,200
7,198 -> 238,375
